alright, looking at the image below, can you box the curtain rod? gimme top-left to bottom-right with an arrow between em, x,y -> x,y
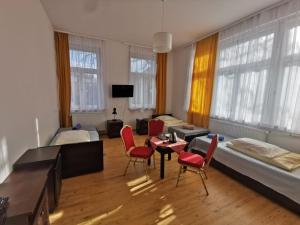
179,0 -> 291,49
54,28 -> 153,49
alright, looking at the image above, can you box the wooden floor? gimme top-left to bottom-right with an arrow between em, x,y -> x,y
50,135 -> 300,225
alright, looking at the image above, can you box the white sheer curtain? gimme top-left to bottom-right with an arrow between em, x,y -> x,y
184,44 -> 196,111
129,46 -> 156,110
211,0 -> 300,133
69,35 -> 105,112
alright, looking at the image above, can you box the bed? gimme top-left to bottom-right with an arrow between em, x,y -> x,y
189,136 -> 300,214
49,127 -> 103,179
152,114 -> 209,141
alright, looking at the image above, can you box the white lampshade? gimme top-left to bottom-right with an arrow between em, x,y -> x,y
153,32 -> 172,53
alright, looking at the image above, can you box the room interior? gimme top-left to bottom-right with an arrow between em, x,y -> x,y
0,0 -> 300,225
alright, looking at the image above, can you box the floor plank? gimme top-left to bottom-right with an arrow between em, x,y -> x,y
50,135 -> 300,225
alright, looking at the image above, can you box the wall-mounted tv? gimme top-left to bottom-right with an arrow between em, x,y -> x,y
112,85 -> 134,98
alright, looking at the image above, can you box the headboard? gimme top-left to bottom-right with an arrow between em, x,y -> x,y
151,113 -> 173,119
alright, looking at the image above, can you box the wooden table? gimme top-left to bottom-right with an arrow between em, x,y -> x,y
150,137 -> 187,179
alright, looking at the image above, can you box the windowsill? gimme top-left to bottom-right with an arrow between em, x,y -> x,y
72,111 -> 105,115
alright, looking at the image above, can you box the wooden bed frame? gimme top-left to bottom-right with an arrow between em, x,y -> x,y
50,127 -> 104,179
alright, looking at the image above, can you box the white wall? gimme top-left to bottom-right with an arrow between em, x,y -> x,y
0,0 -> 59,181
171,46 -> 191,121
72,40 -> 173,131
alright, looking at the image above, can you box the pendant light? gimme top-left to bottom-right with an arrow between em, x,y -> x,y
153,0 -> 172,53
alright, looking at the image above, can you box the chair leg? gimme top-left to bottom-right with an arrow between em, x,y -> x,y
203,170 -> 208,180
176,166 -> 183,187
133,158 -> 137,166
199,170 -> 209,195
153,153 -> 156,169
124,159 -> 131,176
143,159 -> 149,180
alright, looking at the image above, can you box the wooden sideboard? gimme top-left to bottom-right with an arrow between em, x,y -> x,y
0,146 -> 61,225
1,167 -> 50,225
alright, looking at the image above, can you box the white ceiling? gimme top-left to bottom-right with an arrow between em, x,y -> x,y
41,0 -> 281,48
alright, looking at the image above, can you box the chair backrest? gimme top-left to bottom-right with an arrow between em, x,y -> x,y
148,119 -> 164,137
120,125 -> 135,153
205,135 -> 218,166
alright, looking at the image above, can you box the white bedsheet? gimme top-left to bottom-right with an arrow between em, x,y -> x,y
50,130 -> 92,145
189,136 -> 300,204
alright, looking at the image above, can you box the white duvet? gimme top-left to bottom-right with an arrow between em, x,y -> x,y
53,130 -> 91,145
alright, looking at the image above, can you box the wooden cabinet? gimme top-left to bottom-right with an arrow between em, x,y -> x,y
13,146 -> 61,213
106,119 -> 123,138
0,168 -> 50,225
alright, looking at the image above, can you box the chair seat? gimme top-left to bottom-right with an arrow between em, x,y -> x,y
130,146 -> 154,159
178,151 -> 205,168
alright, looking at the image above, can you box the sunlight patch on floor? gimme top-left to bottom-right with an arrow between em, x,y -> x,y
155,204 -> 176,225
49,211 -> 64,224
130,179 -> 153,192
126,175 -> 150,187
77,205 -> 123,225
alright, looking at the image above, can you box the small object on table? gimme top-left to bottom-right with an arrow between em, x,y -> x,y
150,137 -> 187,179
106,119 -> 124,138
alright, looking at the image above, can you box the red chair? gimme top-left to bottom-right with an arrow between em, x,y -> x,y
120,125 -> 154,178
148,119 -> 164,137
145,119 -> 164,168
176,135 -> 218,195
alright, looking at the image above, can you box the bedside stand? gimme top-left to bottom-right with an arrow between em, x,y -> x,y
136,118 -> 149,135
106,119 -> 124,138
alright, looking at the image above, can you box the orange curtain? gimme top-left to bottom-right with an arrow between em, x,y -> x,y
54,32 -> 72,128
187,33 -> 218,128
155,53 -> 168,114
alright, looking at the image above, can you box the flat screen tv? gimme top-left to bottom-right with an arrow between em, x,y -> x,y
112,85 -> 134,98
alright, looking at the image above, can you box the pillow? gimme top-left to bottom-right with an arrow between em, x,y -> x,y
272,152 -> 300,171
182,124 -> 195,130
228,138 -> 288,159
156,115 -> 177,121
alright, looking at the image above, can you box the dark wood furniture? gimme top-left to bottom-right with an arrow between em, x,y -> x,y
52,127 -> 104,179
155,146 -> 174,179
106,119 -> 123,138
136,118 -> 149,135
13,146 -> 61,213
150,137 -> 187,179
1,167 -> 50,225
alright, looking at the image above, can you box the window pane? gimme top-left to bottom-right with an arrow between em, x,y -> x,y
275,66 -> 300,130
129,53 -> 156,110
219,33 -> 274,68
130,57 -> 155,74
70,49 -> 97,69
287,26 -> 300,55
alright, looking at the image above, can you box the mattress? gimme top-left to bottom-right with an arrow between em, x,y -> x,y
50,130 -> 99,146
155,115 -> 189,131
189,136 -> 300,204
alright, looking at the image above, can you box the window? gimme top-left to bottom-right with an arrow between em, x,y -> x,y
129,46 -> 156,110
69,35 -> 105,112
211,3 -> 300,133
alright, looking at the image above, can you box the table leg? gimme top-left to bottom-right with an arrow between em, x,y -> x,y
160,152 -> 165,179
168,153 -> 171,160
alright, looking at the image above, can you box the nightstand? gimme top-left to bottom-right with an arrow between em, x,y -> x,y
136,118 -> 149,135
106,119 -> 124,138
